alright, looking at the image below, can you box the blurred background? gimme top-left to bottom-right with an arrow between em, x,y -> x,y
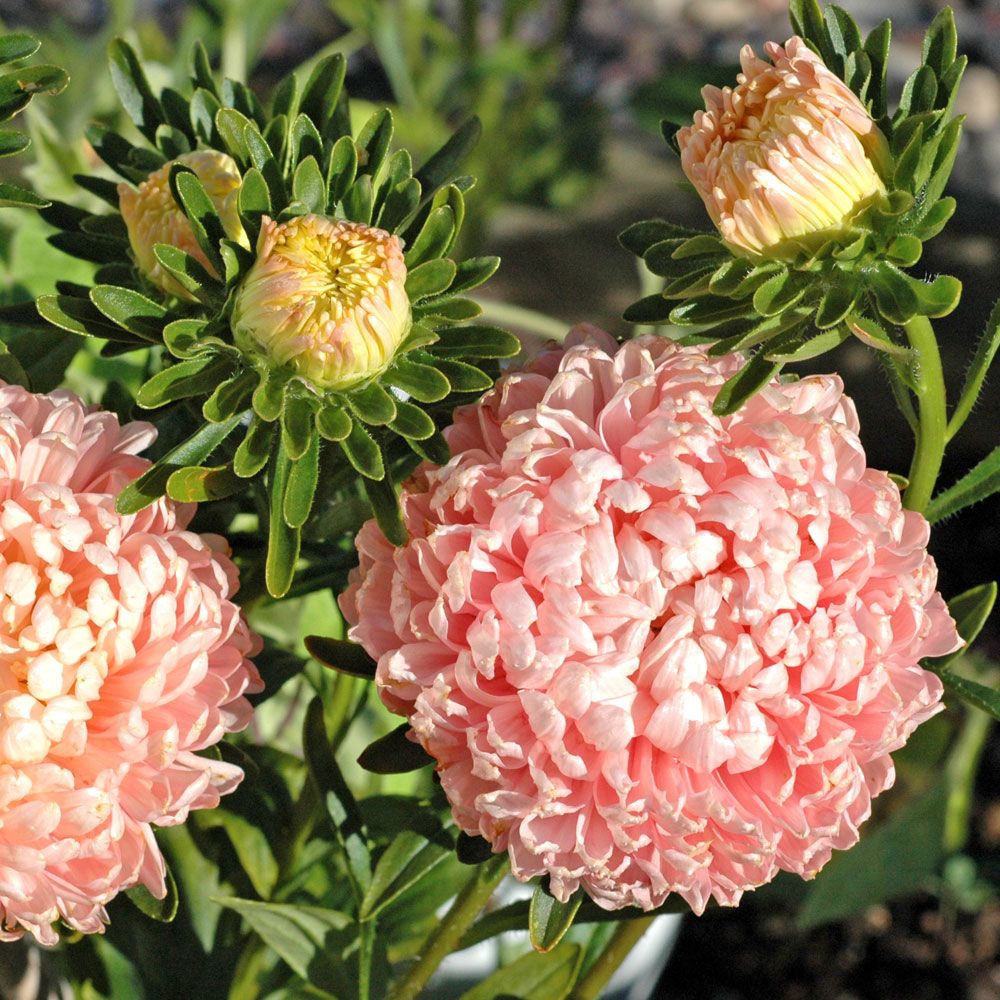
0,1 -> 998,997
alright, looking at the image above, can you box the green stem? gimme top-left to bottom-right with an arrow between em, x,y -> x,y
389,856 -> 508,1000
570,917 -> 655,1000
473,298 -> 569,341
902,314 -> 948,513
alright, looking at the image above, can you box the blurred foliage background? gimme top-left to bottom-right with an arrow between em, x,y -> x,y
0,1 -> 999,998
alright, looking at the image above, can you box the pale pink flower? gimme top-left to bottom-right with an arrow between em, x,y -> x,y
677,37 -> 887,255
232,216 -> 411,389
118,150 -> 247,300
341,329 -> 960,913
0,384 -> 261,943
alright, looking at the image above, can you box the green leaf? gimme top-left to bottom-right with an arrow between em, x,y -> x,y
358,724 -> 433,774
346,382 -> 397,426
797,779 -> 949,929
406,429 -> 449,466
89,286 -> 165,342
922,7 -> 958,77
0,34 -> 40,66
752,270 -> 806,316
713,355 -> 782,416
912,274 -> 962,318
361,831 -> 452,921
327,133 -> 359,207
289,112 -> 323,167
448,256 -> 500,296
213,897 -> 350,988
456,832 -> 495,866
340,421 -> 384,480
814,282 -> 859,329
406,259 -> 457,300
252,373 -> 287,422
669,295 -> 748,327
291,155 -> 326,214
431,325 -> 520,359
357,107 -> 393,180
363,472 -> 406,546
233,418 -> 273,478
949,297 -> 1000,440
169,167 -> 226,276
48,230 -> 125,263
316,405 -> 352,442
116,416 -> 242,514
458,943 -> 582,1000
303,696 -> 372,899
623,293 -> 673,324
414,117 -> 481,202
153,243 -> 222,302
433,359 -> 492,394
0,129 -> 28,157
933,583 -> 998,671
304,636 -> 377,679
529,885 -> 582,953
388,399 -> 436,440
238,167 -> 271,240
864,20 -> 892,120
886,235 -> 923,267
284,430 -> 320,529
203,369 -> 256,422
299,54 -> 347,136
619,218 -> 703,256
388,358 -> 450,402
136,355 -> 232,409
125,866 -> 179,923
927,668 -> 1000,721
166,464 -> 242,503
848,315 -> 911,358
108,38 -> 162,144
265,440 -> 301,598
204,810 -> 279,899
926,444 -> 1000,524
405,206 -> 455,268
281,394 -> 314,460
344,173 -> 374,224
36,294 -> 140,343
766,327 -> 850,362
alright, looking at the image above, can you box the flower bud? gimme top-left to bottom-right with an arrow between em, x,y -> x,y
232,215 -> 411,390
678,37 -> 888,256
118,150 -> 246,299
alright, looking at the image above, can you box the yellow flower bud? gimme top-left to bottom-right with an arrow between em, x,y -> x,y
118,150 -> 247,299
232,215 -> 411,390
677,37 -> 888,256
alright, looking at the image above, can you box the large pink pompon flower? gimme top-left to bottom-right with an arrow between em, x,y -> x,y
0,384 -> 261,943
341,329 -> 961,913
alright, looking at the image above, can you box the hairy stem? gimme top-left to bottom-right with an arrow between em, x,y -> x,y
902,315 -> 948,513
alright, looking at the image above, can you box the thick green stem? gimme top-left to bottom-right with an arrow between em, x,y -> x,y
570,917 -> 655,1000
389,856 -> 508,1000
902,315 -> 948,513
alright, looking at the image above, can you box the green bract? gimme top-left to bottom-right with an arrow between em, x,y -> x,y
622,3 -> 965,415
27,39 -> 514,596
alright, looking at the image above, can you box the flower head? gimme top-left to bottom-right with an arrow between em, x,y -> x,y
341,329 -> 960,913
678,37 -> 887,255
232,216 -> 411,390
0,384 -> 261,943
118,150 -> 246,300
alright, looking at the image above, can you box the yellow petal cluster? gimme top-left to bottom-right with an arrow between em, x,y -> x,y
232,215 -> 411,390
677,37 -> 887,255
118,150 -> 247,300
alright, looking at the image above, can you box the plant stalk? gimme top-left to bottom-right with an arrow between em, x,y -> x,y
389,855 -> 508,1000
902,314 -> 948,513
570,916 -> 656,1000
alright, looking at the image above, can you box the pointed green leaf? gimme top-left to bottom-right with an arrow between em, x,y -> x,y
304,636 -> 377,679
414,118 -> 481,201
356,108 -> 393,180
327,133 -> 358,207
126,866 -> 178,923
299,54 -> 347,136
238,167 -> 271,240
116,416 -> 242,514
529,884 -> 582,953
169,166 -> 226,276
623,293 -> 673,324
619,218 -> 703,256
922,7 -> 958,77
926,444 -> 1000,524
36,294 -> 140,343
89,286 -> 165,342
163,319 -> 207,359
358,724 -> 432,774
362,471 -> 406,546
459,943 -> 582,1000
713,354 -> 782,416
153,243 -> 222,302
344,173 -> 374,224
0,34 -> 40,66
405,259 -> 457,300
814,282 -> 859,329
433,359 -> 492,394
388,358 -> 450,402
932,583 -> 998,670
361,831 -> 451,922
108,38 -> 163,144
949,297 -> 1000,440
405,206 -> 455,268
137,355 -> 232,409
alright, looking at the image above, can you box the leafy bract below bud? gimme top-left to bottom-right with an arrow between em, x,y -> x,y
232,216 -> 410,390
678,36 -> 887,257
118,150 -> 247,300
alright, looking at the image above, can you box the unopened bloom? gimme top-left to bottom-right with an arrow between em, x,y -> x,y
341,328 -> 960,914
0,383 -> 261,943
232,216 -> 411,390
678,37 -> 887,255
118,150 -> 246,299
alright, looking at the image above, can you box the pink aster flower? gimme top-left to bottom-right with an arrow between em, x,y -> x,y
0,384 -> 261,943
340,329 -> 960,913
677,37 -> 887,255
